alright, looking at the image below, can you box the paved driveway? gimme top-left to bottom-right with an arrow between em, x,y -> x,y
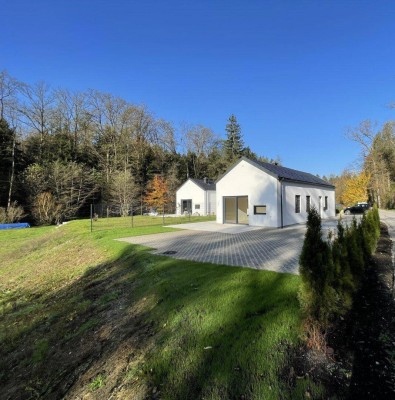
379,209 -> 395,266
118,217 -> 366,275
118,224 -> 306,274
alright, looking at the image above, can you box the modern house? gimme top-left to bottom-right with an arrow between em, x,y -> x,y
216,157 -> 335,228
176,178 -> 216,216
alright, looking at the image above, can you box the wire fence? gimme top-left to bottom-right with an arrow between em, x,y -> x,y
89,213 -> 216,232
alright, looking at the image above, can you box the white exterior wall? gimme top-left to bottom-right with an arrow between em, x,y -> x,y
176,181 -> 216,215
207,190 -> 216,215
216,160 -> 279,228
282,182 -> 336,227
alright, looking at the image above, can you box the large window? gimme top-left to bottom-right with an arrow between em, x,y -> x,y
306,196 -> 311,212
295,195 -> 301,213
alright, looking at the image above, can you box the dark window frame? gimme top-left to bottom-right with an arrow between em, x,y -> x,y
295,195 -> 301,213
254,205 -> 267,215
306,195 -> 311,212
324,196 -> 328,211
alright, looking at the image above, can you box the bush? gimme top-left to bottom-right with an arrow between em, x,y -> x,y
0,201 -> 26,223
299,207 -> 336,327
299,206 -> 381,335
32,192 -> 62,225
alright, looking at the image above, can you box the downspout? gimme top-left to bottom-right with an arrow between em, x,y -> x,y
280,178 -> 284,229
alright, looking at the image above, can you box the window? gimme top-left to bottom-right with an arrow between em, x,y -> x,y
254,205 -> 267,215
324,196 -> 328,210
195,204 -> 200,210
295,195 -> 301,213
306,196 -> 311,212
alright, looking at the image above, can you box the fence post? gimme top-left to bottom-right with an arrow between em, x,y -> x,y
90,204 -> 93,233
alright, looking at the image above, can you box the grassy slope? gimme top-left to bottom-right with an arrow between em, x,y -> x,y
0,217 -> 322,399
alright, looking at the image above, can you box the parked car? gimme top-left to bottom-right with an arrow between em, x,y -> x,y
343,203 -> 370,215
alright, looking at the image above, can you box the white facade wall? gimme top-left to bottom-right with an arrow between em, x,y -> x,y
216,160 -> 279,228
282,182 -> 336,227
216,159 -> 336,228
176,181 -> 216,215
207,190 -> 216,215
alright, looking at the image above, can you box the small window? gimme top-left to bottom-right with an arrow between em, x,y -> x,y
324,196 -> 328,210
254,205 -> 267,215
306,196 -> 311,212
295,195 -> 301,213
195,204 -> 200,210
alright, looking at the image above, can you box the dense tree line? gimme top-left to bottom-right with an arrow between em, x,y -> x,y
0,70 -> 276,224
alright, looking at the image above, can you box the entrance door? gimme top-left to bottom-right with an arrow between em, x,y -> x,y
224,196 -> 248,224
182,199 -> 192,214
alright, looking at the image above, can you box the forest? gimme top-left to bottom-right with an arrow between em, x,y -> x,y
1,70 -> 394,225
0,70 -> 277,225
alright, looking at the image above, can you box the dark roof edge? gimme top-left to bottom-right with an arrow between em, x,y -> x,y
217,156 -> 335,188
279,177 -> 335,189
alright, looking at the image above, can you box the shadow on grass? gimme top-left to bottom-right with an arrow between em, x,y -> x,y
0,239 -> 302,400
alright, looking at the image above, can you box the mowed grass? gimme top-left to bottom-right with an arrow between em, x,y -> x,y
90,213 -> 216,232
0,216 -> 321,399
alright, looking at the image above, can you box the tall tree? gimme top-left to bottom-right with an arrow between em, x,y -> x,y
144,175 -> 171,214
224,114 -> 244,163
108,170 -> 138,217
19,81 -> 55,163
0,118 -> 24,208
0,70 -> 21,121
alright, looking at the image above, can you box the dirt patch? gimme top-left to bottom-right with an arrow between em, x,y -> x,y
347,223 -> 395,398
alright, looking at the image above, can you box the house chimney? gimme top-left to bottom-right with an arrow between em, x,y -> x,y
203,177 -> 207,184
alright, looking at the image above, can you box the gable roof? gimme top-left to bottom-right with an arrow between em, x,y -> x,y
190,178 -> 216,191
218,157 -> 335,188
177,178 -> 216,192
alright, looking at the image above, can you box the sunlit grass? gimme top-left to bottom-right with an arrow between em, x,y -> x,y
0,216 -> 322,399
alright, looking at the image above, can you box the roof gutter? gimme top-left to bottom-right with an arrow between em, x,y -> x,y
279,177 -> 284,229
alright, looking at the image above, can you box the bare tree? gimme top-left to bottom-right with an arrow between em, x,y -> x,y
108,170 -> 138,216
19,81 -> 55,162
181,123 -> 217,177
347,120 -> 391,207
0,70 -> 21,121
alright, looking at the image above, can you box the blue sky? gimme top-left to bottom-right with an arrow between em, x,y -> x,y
2,0 -> 395,176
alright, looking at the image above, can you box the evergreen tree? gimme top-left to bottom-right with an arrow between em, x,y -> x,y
224,114 -> 244,162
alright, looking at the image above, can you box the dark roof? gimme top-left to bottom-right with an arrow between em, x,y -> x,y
190,178 -> 216,191
250,158 -> 334,188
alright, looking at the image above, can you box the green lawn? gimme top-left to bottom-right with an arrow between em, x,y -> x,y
0,217 -> 322,399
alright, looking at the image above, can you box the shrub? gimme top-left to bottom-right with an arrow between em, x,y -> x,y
32,192 -> 62,225
299,207 -> 336,327
299,206 -> 381,336
0,201 -> 26,223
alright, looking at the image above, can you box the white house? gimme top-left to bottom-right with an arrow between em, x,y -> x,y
216,157 -> 335,228
176,178 -> 216,216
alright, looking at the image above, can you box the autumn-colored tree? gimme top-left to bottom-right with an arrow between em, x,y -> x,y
342,171 -> 370,206
144,175 -> 170,214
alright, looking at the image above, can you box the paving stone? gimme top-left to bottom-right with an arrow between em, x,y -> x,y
117,225 -> 308,275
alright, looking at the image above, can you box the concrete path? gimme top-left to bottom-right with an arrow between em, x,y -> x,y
165,221 -> 265,234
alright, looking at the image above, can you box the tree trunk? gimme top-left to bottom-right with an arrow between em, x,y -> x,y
7,131 -> 16,209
